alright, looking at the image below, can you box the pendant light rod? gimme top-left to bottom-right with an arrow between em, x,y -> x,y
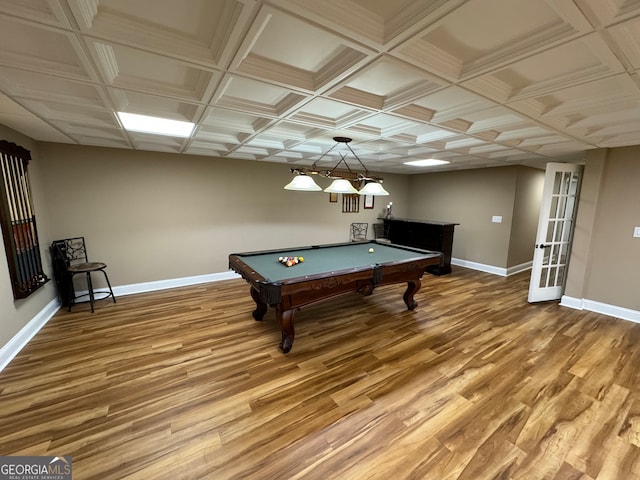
335,136 -> 369,177
309,137 -> 370,179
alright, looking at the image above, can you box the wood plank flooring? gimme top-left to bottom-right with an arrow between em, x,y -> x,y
2,267 -> 640,479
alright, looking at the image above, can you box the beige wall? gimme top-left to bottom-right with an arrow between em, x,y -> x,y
508,167 -> 545,266
37,143 -> 410,286
564,150 -> 606,300
0,126 -> 57,349
407,166 -> 544,269
565,147 -> 640,310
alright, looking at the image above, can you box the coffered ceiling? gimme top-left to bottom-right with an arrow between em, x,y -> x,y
1,0 -> 639,174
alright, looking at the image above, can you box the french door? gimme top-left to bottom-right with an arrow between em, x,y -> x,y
528,162 -> 583,303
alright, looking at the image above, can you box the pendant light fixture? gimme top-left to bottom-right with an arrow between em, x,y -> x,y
283,137 -> 389,195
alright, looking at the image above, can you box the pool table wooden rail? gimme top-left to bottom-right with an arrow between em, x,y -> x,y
229,241 -> 442,353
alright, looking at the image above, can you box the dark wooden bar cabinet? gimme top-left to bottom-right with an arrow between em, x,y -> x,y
381,218 -> 458,275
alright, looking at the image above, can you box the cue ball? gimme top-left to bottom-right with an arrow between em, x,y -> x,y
369,248 -> 374,253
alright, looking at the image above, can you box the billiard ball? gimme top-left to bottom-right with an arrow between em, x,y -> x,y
299,257 -> 304,262
369,248 -> 374,253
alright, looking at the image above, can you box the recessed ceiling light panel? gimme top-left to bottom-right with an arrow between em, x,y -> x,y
117,112 -> 195,138
403,159 -> 450,167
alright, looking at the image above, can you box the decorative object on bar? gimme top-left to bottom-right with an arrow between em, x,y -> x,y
385,201 -> 393,219
284,137 -> 389,195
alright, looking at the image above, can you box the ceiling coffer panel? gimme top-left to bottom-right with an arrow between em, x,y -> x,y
1,0 -> 640,172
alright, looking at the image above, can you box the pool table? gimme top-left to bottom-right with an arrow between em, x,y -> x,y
229,241 -> 442,353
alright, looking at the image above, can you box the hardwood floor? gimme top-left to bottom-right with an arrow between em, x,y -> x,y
2,267 -> 640,479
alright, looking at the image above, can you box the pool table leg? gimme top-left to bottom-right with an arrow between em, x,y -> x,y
403,279 -> 421,310
250,287 -> 268,321
277,307 -> 295,353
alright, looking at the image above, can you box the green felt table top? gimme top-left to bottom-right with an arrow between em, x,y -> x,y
234,242 -> 438,282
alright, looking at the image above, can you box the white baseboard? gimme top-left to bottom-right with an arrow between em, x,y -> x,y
560,295 -> 640,324
559,295 -> 583,310
0,297 -> 61,373
451,258 -> 532,277
113,271 -> 240,297
451,258 -> 507,276
506,261 -> 533,276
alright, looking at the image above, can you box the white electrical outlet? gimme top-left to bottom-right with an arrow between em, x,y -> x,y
492,215 -> 502,223
634,226 -> 640,238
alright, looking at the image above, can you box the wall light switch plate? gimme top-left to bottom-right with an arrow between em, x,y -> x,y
634,226 -> 640,238
492,215 -> 502,223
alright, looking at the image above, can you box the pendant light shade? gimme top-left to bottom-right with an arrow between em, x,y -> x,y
284,174 -> 322,191
358,181 -> 389,196
324,178 -> 359,194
